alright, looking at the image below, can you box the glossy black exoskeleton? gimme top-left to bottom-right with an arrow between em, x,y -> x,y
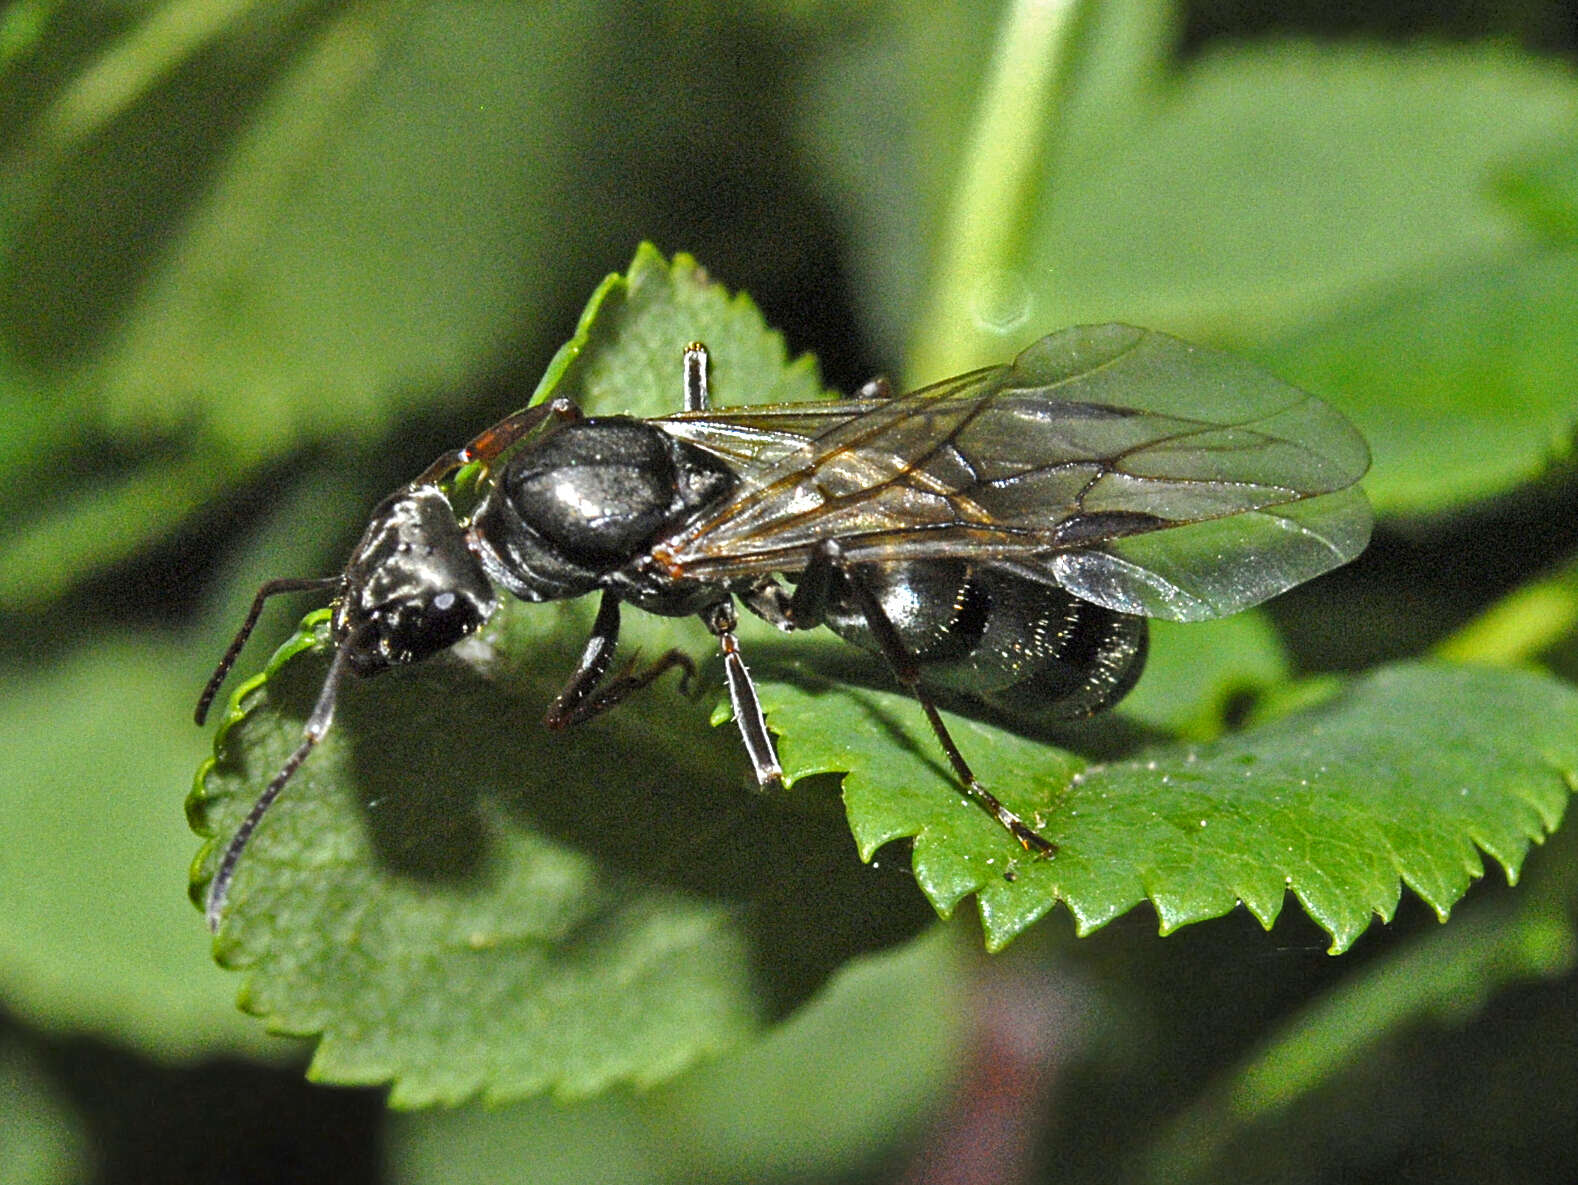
196,324 -> 1371,929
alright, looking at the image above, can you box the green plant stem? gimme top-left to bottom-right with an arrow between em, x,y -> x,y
909,0 -> 1085,382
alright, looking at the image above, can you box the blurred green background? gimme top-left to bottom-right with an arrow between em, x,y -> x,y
4,1 -> 1578,1182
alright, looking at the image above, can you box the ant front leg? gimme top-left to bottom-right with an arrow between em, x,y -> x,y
793,540 -> 1056,857
409,397 -> 583,489
544,590 -> 696,729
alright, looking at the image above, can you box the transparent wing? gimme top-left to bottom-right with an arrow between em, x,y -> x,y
654,324 -> 1372,622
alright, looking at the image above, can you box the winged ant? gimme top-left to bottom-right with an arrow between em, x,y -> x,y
196,324 -> 1370,930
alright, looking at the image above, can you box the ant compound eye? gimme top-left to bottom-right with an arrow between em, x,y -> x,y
377,585 -> 491,664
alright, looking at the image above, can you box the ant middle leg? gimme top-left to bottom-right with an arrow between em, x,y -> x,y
702,600 -> 783,788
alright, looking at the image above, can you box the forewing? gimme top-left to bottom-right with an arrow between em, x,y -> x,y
657,400 -> 881,471
657,324 -> 1372,622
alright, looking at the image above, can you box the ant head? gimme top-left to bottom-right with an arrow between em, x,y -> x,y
334,485 -> 498,676
202,483 -> 498,931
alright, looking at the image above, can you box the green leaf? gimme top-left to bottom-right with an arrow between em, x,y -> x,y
1499,135 -> 1578,244
387,926 -> 967,1184
0,1030 -> 89,1185
758,662 -> 1578,952
0,636 -> 285,1056
530,242 -> 827,421
193,604 -> 932,1104
1257,249 -> 1578,515
9,2 -> 599,456
1021,42 -> 1578,343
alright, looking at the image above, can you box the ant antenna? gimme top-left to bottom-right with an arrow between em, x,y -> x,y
196,577 -> 342,725
205,637 -> 355,931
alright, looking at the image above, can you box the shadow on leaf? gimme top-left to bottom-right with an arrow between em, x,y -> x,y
258,638 -> 934,1018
